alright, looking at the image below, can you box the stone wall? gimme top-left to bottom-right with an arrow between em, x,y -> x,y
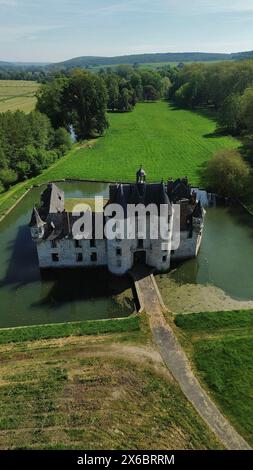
37,239 -> 107,268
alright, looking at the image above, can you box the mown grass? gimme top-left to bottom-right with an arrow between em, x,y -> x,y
0,315 -> 140,345
0,80 -> 39,113
0,324 -> 221,449
174,309 -> 253,446
36,102 -> 238,185
175,309 -> 253,331
0,101 -> 239,219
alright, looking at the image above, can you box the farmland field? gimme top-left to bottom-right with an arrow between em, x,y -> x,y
0,314 -> 221,450
174,310 -> 253,447
0,80 -> 39,113
40,101 -> 238,185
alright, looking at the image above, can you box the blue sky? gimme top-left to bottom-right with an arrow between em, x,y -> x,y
0,0 -> 253,62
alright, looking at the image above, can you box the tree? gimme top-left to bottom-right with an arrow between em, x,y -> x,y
64,70 -> 108,139
140,70 -> 163,96
118,88 -> 133,112
28,111 -> 54,149
240,86 -> 253,133
175,83 -> 193,107
204,149 -> 251,198
143,85 -> 159,101
219,94 -> 243,135
36,78 -> 68,129
0,168 -> 18,189
105,74 -> 120,111
162,76 -> 172,99
54,127 -> 72,154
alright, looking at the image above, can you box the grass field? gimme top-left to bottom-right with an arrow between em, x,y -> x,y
0,100 -> 239,219
0,316 -> 140,345
33,101 -> 238,185
0,313 -> 221,450
174,310 -> 253,447
0,80 -> 39,113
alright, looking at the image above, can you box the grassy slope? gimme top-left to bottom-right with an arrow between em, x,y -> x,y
0,80 -> 39,113
0,314 -> 221,450
174,310 -> 253,446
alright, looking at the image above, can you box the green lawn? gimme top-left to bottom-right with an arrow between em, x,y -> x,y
0,315 -> 140,345
0,101 -> 239,219
174,310 -> 253,446
39,101 -> 238,185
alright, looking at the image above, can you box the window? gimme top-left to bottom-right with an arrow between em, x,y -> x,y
75,240 -> 81,248
116,248 -> 122,256
138,239 -> 144,249
52,253 -> 59,262
91,252 -> 97,262
90,239 -> 96,248
51,240 -> 57,248
171,250 -> 175,255
76,253 -> 83,262
162,255 -> 167,262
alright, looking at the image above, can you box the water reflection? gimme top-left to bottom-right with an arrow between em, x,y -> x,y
0,182 -> 134,328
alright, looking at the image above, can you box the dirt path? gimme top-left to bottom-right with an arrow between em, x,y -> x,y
133,270 -> 251,450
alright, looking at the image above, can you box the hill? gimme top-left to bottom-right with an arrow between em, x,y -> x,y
231,50 -> 253,60
1,50 -> 253,71
51,52 -> 231,69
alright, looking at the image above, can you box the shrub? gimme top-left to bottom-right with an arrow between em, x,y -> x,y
205,149 -> 251,198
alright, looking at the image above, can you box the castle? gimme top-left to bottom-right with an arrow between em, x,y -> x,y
29,169 -> 205,275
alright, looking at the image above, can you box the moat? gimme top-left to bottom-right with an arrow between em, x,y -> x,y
0,181 -> 253,328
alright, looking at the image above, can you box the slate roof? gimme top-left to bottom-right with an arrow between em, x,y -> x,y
40,183 -> 64,214
29,179 -> 204,240
109,182 -> 172,216
29,206 -> 46,227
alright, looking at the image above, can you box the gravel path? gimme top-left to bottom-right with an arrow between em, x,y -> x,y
132,269 -> 251,450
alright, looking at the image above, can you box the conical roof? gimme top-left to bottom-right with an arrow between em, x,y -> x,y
29,206 -> 45,228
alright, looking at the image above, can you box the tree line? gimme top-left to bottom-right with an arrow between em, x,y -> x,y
168,61 -> 253,198
169,61 -> 253,137
36,66 -> 173,139
0,65 -> 174,193
0,111 -> 72,192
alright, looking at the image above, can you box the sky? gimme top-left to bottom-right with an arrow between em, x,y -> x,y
0,0 -> 253,63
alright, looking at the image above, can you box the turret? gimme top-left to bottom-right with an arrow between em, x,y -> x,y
29,206 -> 46,240
136,166 -> 146,183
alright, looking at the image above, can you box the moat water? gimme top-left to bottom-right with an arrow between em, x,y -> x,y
0,181 -> 253,327
0,182 -> 134,328
157,205 -> 253,313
